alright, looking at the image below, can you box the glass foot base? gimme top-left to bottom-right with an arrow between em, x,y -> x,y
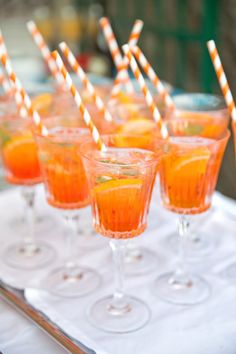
87,295 -> 150,333
167,232 -> 219,260
124,247 -> 158,276
43,265 -> 101,298
4,242 -> 56,269
153,272 -> 211,305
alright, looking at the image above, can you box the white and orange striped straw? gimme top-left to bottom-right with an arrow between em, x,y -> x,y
0,67 -> 11,94
52,50 -> 106,151
111,19 -> 143,98
122,44 -> 168,139
59,41 -> 113,122
100,17 -> 133,93
27,21 -> 64,86
132,46 -> 175,109
0,30 -> 28,117
207,40 -> 236,121
0,31 -> 48,135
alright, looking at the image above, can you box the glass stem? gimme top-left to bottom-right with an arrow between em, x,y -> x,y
109,239 -> 131,314
21,186 -> 37,252
63,212 -> 78,270
170,215 -> 192,287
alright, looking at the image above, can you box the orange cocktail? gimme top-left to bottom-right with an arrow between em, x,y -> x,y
0,113 -> 54,269
166,93 -> 229,139
154,122 -> 229,306
159,135 -> 229,214
81,136 -> 159,333
108,92 -> 162,142
35,117 -> 101,298
36,128 -> 89,210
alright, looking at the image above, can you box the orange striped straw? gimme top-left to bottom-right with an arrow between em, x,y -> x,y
59,41 -> 113,122
0,30 -> 28,117
122,44 -> 168,139
0,67 -> 11,94
52,50 -> 106,151
27,21 -> 64,86
99,17 -> 133,93
132,46 -> 175,109
111,19 -> 143,98
207,40 -> 236,121
0,31 -> 48,135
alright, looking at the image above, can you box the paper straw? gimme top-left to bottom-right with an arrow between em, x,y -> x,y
0,67 -> 11,94
0,30 -> 29,117
207,40 -> 236,121
132,46 -> 175,109
100,17 -> 133,93
122,44 -> 168,139
27,21 -> 64,85
111,19 -> 143,98
52,50 -> 106,151
59,41 -> 113,122
0,31 -> 47,135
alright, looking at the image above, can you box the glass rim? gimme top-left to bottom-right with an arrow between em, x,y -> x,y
171,93 -> 227,113
34,123 -> 91,141
161,128 -> 231,147
80,133 -> 161,168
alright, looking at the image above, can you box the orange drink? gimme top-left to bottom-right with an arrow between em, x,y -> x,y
36,127 -> 90,210
0,113 -> 54,269
166,94 -> 229,139
1,122 -> 41,185
35,116 -> 101,298
159,135 -> 229,214
154,119 -> 229,306
106,92 -> 164,151
81,135 -> 159,333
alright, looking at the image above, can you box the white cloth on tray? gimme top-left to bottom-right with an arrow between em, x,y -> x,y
0,186 -> 236,354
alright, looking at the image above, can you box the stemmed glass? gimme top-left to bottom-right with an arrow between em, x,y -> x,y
108,94 -> 163,275
165,93 -> 230,258
81,134 -> 159,333
35,116 -> 101,297
0,113 -> 55,269
153,120 -> 230,305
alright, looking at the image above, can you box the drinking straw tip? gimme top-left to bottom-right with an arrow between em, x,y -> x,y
134,19 -> 144,29
59,42 -> 66,50
27,21 -> 35,31
207,40 -> 215,50
99,17 -> 108,25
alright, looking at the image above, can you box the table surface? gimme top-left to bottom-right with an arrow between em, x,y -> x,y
1,186 -> 236,354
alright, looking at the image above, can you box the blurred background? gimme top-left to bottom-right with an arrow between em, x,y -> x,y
0,0 -> 236,198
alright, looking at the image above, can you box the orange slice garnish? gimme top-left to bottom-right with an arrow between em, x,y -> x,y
172,147 -> 210,175
32,93 -> 53,115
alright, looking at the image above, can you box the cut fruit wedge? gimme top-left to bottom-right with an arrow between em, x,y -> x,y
32,93 -> 53,115
173,147 -> 210,174
117,118 -> 156,135
116,118 -> 157,149
94,178 -> 142,193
